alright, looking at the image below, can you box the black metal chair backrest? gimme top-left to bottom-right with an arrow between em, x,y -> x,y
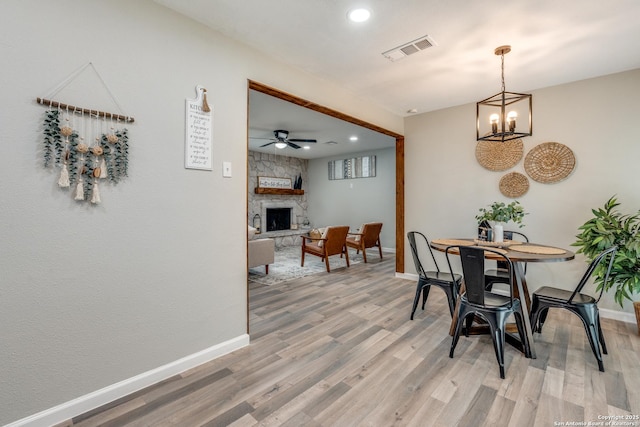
569,245 -> 618,303
504,230 -> 529,242
446,245 -> 515,307
407,231 -> 441,277
497,230 -> 528,272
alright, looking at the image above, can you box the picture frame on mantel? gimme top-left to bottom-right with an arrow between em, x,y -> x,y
258,176 -> 292,189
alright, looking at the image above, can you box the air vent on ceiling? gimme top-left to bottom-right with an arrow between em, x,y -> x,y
382,35 -> 437,62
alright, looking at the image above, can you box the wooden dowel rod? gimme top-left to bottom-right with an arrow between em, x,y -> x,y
36,97 -> 135,123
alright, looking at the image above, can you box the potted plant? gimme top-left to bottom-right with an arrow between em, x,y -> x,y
572,196 -> 640,334
475,201 -> 527,242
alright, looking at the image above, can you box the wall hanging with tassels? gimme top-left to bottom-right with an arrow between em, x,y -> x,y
37,62 -> 134,205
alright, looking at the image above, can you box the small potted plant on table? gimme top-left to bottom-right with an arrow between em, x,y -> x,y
572,196 -> 640,334
475,201 -> 527,242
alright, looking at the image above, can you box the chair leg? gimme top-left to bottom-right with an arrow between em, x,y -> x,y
463,313 -> 475,337
378,240 -> 383,259
410,280 -> 426,320
538,307 -> 550,331
530,299 -> 549,333
442,285 -> 456,318
572,306 -> 606,372
489,313 -> 508,379
301,248 -> 305,267
325,256 -> 331,272
513,308 -> 531,358
344,246 -> 350,267
421,285 -> 432,310
596,313 -> 607,354
450,307 -> 468,358
362,246 -> 368,263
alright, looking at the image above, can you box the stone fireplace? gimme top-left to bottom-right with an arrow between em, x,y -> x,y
248,151 -> 309,247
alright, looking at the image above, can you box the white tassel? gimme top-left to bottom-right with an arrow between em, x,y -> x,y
91,182 -> 101,204
57,164 -> 70,187
74,180 -> 84,200
99,158 -> 107,178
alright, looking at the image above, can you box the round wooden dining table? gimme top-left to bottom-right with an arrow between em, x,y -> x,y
429,238 -> 575,359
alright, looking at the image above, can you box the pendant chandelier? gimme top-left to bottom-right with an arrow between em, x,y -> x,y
476,45 -> 532,142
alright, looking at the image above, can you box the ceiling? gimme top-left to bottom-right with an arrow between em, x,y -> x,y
155,0 -> 640,158
247,90 -> 396,159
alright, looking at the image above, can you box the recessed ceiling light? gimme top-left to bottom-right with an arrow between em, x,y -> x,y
347,8 -> 371,23
303,146 -> 311,150
349,136 -> 358,141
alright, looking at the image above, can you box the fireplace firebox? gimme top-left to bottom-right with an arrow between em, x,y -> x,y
266,208 -> 291,232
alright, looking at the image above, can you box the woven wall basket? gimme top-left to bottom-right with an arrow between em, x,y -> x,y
524,142 -> 575,183
499,172 -> 529,198
475,138 -> 523,171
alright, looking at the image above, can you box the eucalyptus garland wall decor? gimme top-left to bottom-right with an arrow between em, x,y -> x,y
37,62 -> 134,205
41,107 -> 130,204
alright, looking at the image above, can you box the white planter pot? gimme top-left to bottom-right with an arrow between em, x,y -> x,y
493,223 -> 504,242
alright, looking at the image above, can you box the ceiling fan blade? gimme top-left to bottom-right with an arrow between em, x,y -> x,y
260,141 -> 275,147
288,138 -> 317,143
288,142 -> 301,149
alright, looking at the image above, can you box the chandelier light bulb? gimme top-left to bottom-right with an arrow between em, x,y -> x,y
490,113 -> 500,134
507,111 -> 518,132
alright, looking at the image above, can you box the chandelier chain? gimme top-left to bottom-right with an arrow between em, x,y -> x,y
500,52 -> 506,92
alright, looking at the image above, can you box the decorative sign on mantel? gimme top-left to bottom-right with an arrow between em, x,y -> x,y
185,85 -> 212,170
258,176 -> 292,189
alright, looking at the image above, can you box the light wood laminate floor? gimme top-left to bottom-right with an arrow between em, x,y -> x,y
65,253 -> 640,427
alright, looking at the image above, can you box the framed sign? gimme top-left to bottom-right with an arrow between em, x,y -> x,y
185,85 -> 212,170
258,176 -> 292,189
328,155 -> 376,180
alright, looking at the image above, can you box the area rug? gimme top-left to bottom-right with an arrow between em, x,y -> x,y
248,245 -> 365,286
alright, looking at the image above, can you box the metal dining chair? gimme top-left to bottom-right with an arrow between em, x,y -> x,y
485,230 -> 529,291
407,232 -> 462,319
530,246 -> 617,372
446,245 -> 529,379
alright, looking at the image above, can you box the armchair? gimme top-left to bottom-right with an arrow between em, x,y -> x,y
301,225 -> 350,272
346,222 -> 383,263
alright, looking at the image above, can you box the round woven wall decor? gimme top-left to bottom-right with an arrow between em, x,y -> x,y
499,172 -> 529,198
475,138 -> 523,171
524,142 -> 575,183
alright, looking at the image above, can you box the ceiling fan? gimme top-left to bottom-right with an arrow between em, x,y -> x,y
257,129 -> 317,149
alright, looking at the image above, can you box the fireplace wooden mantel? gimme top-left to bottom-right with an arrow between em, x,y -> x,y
254,188 -> 304,195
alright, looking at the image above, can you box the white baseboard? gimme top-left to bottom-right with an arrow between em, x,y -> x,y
395,271 -> 416,281
394,272 -> 636,325
599,307 -> 636,324
6,334 -> 250,427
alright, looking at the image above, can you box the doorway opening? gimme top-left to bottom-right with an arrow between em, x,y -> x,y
246,80 -> 405,332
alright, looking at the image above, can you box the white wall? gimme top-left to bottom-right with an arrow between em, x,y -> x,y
404,69 -> 640,316
0,1 -> 403,424
308,147 -> 396,250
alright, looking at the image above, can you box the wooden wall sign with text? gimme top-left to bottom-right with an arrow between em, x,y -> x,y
185,85 -> 212,170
